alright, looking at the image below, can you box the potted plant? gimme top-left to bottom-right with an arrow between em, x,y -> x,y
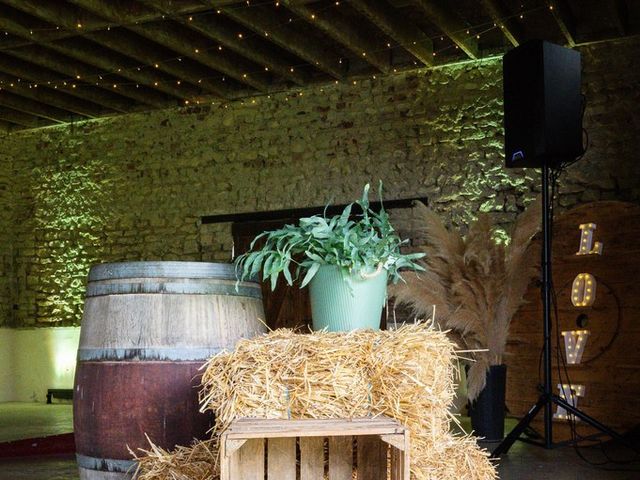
235,183 -> 425,332
390,199 -> 541,441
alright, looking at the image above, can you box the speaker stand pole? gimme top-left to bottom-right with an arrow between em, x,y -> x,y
491,163 -> 627,458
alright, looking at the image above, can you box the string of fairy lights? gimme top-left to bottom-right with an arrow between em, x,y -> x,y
0,0 -> 557,112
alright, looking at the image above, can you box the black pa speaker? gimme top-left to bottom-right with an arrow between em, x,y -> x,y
503,40 -> 583,168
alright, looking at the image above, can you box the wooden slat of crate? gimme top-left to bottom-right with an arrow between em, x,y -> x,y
300,437 -> 324,478
267,437 -> 296,479
220,416 -> 410,480
220,438 -> 264,480
224,416 -> 406,438
357,435 -> 387,478
329,436 -> 352,480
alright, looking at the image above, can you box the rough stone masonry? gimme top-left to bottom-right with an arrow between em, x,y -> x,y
0,37 -> 638,328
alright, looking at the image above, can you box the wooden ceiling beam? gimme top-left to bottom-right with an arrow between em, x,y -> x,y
0,106 -> 53,129
71,0 -> 264,93
0,72 -> 103,118
0,4 -> 200,100
611,0 -> 628,36
0,14 -> 183,107
548,0 -> 576,47
0,90 -> 75,123
221,3 -> 346,79
1,45 -> 170,110
281,0 -> 390,73
13,0 -> 230,98
142,0 -> 308,86
0,0 -> 105,31
0,51 -> 125,113
480,0 -> 522,47
349,0 -> 434,66
129,22 -> 266,92
0,0 -> 211,50
51,37 -> 200,101
0,120 -> 19,133
412,0 -> 478,59
85,29 -> 236,98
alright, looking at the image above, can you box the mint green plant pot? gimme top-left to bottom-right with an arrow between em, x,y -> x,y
309,265 -> 388,332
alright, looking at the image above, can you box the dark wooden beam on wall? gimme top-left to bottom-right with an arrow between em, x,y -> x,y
548,0 -> 577,47
282,0 -> 390,73
142,0 -> 308,86
349,0 -> 434,66
480,0 -> 522,47
71,0 -> 266,93
221,3 -> 346,79
412,0 -> 479,59
203,196 -> 429,225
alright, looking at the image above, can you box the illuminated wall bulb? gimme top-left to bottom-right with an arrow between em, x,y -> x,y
554,382 -> 585,422
562,330 -> 590,364
576,223 -> 603,255
571,273 -> 596,307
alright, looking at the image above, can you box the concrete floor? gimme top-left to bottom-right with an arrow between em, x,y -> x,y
0,402 -> 73,443
0,402 -> 638,479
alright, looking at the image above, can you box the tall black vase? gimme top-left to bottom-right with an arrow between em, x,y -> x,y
469,364 -> 507,442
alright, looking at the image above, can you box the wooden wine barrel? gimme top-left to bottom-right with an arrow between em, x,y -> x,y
73,261 -> 266,480
505,201 -> 640,440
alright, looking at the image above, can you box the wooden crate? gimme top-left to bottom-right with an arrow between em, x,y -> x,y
220,416 -> 410,480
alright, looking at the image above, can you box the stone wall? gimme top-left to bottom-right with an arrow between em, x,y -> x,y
0,151 -> 14,326
1,36 -> 638,327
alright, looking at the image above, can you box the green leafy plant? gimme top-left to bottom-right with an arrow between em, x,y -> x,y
235,183 -> 425,290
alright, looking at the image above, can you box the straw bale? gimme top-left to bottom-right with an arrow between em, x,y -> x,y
134,324 -> 496,480
132,436 -> 218,480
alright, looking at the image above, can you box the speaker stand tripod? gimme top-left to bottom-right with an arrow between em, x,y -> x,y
490,163 -> 626,458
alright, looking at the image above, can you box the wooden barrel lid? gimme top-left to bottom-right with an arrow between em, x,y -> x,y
89,261 -> 237,281
86,261 -> 261,298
